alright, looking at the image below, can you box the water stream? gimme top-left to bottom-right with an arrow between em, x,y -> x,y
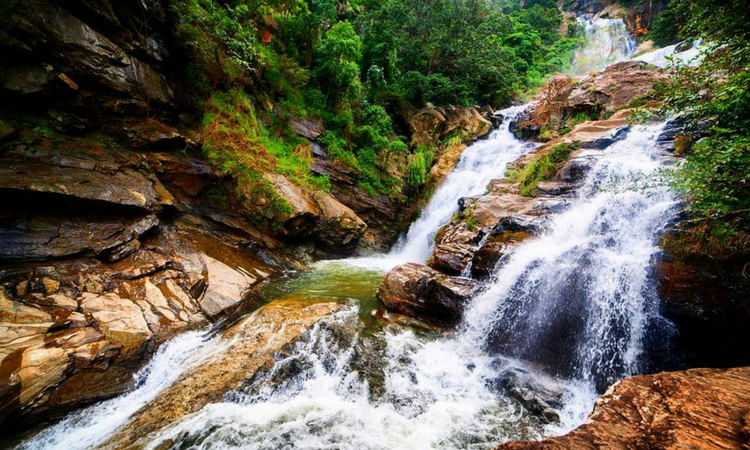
570,18 -> 636,74
11,19 -> 683,450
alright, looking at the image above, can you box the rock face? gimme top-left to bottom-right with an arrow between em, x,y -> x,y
494,366 -> 750,450
410,105 -> 492,146
101,299 -> 341,450
567,61 -> 669,112
514,62 -> 667,141
377,263 -> 480,326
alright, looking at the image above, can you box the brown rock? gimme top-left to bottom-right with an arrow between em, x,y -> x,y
377,263 -> 480,327
102,299 -> 341,450
566,61 -> 669,113
80,293 -> 153,352
494,366 -> 750,450
410,105 -> 492,146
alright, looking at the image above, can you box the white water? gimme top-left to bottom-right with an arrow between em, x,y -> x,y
634,39 -> 705,68
344,104 -> 535,272
131,123 -> 677,450
570,18 -> 636,74
15,330 -> 213,450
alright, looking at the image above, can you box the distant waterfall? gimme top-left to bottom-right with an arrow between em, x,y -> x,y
571,18 -> 636,74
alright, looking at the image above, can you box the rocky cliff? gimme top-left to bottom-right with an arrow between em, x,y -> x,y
0,0 -> 499,429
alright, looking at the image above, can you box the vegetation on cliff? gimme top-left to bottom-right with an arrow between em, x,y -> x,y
166,0 -> 580,210
658,0 -> 750,257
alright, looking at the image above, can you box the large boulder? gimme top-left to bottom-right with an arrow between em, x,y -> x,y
264,173 -> 367,251
409,105 -> 492,146
566,61 -> 669,113
377,263 -> 480,326
494,366 -> 750,450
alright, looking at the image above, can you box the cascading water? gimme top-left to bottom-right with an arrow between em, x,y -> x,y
460,123 -> 678,392
347,104 -> 535,271
11,20 -> 683,450
570,18 -> 636,74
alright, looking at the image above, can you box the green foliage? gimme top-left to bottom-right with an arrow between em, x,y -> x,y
511,142 -> 578,196
406,146 -> 435,189
166,0 -> 581,205
659,0 -> 750,246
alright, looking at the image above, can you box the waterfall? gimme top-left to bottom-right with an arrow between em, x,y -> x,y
33,122 -> 676,450
570,18 -> 636,74
460,123 -> 678,392
633,39 -> 705,68
345,104 -> 535,271
11,19 -> 683,450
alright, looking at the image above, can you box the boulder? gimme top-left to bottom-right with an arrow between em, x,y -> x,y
377,263 -> 480,326
264,173 -> 367,250
494,366 -> 750,450
566,61 -> 669,113
409,105 -> 492,145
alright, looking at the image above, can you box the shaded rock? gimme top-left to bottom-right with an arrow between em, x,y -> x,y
377,263 -> 480,326
494,366 -> 750,450
0,212 -> 158,261
101,300 -> 342,450
289,117 -> 324,140
10,0 -> 173,103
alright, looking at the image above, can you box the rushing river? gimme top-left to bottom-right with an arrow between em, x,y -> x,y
11,19 -> 685,450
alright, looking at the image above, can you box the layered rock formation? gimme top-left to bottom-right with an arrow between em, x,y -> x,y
409,104 -> 493,146
494,366 -> 750,450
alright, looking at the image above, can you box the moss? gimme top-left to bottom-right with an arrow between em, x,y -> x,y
512,142 -> 579,196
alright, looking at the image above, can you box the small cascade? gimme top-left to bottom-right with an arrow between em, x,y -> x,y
570,18 -> 636,74
14,331 -> 212,450
633,39 -> 705,68
346,104 -> 536,271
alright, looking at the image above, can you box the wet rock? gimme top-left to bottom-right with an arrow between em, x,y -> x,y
101,300 -> 342,450
410,105 -> 492,146
377,263 -> 480,327
491,367 -> 565,423
430,243 -> 476,275
494,366 -> 750,450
